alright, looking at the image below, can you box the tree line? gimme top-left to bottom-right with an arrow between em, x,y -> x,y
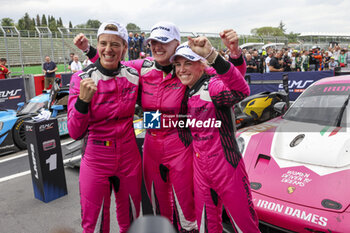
250,21 -> 300,43
1,13 -> 67,32
0,13 -> 142,33
1,13 -> 299,42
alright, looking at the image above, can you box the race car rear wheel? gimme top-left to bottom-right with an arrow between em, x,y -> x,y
12,118 -> 30,150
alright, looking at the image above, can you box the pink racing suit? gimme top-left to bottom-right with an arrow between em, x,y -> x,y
87,48 -> 247,232
67,60 -> 142,233
183,55 -> 260,233
88,48 -> 198,232
129,58 -> 198,232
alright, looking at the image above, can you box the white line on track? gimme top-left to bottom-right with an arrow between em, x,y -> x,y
0,139 -> 75,163
0,155 -> 81,183
0,152 -> 29,163
0,139 -> 80,183
0,170 -> 31,183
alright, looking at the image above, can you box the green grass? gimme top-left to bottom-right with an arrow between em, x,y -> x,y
10,64 -> 68,76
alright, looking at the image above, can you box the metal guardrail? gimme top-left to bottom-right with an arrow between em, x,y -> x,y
0,26 -> 24,76
35,26 -> 54,68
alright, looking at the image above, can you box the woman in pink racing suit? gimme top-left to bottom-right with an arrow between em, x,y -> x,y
74,23 -> 246,232
67,21 -> 141,233
171,36 -> 260,232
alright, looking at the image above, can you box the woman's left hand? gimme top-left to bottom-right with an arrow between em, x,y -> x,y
220,29 -> 240,57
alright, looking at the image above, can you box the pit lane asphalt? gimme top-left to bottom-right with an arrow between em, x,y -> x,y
0,136 -> 77,181
0,137 -> 119,233
0,137 -> 245,233
0,166 -> 122,233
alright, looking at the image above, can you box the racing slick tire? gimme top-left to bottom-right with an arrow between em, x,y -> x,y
12,117 -> 31,150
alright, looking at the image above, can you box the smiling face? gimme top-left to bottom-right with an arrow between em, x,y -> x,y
97,34 -> 127,70
174,56 -> 205,88
150,40 -> 179,66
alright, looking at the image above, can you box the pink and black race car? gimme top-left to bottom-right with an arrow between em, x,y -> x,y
236,75 -> 350,232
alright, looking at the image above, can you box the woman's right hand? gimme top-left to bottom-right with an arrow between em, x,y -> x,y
188,36 -> 219,64
79,78 -> 97,103
188,36 -> 213,58
74,33 -> 90,51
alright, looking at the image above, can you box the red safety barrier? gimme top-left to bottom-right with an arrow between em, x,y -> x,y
33,74 -> 61,96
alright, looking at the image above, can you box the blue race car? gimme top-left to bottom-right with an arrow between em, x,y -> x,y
0,79 -> 69,156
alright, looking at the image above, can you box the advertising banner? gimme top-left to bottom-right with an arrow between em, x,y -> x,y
61,73 -> 73,86
0,78 -> 26,110
248,71 -> 334,100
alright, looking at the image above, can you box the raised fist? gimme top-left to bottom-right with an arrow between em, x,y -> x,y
74,33 -> 90,51
79,78 -> 97,103
187,36 -> 213,58
220,29 -> 240,57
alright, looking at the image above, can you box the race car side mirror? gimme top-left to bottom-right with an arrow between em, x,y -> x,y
17,102 -> 24,111
274,102 -> 287,115
51,105 -> 64,117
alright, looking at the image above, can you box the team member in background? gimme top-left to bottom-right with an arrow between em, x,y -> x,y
339,49 -> 347,67
68,52 -> 75,71
245,53 -> 257,73
139,32 -> 146,52
329,57 -> 338,70
171,36 -> 260,233
70,55 -> 83,73
82,55 -> 93,68
252,50 -> 264,73
133,33 -> 141,60
73,23 -> 245,232
42,56 -> 57,90
0,58 -> 10,79
128,32 -> 135,60
269,51 -> 284,72
67,21 -> 141,233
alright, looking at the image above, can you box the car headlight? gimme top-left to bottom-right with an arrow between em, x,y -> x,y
0,121 -> 3,131
237,136 -> 245,154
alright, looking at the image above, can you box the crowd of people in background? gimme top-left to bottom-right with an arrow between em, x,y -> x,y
63,31 -> 152,73
2,41 -> 350,80
235,44 -> 350,73
67,52 -> 91,73
127,32 -> 152,60
65,43 -> 350,74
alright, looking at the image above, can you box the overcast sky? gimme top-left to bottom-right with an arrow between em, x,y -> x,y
1,0 -> 350,35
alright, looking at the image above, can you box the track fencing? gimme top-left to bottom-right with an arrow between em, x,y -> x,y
0,26 -> 295,76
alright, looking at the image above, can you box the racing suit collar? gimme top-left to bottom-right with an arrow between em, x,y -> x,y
95,58 -> 122,76
154,61 -> 173,75
188,73 -> 212,97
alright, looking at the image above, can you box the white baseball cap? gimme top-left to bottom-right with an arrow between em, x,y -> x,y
145,21 -> 181,44
169,42 -> 205,63
97,20 -> 128,44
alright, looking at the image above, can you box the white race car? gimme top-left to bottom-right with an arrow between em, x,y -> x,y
237,75 -> 350,232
